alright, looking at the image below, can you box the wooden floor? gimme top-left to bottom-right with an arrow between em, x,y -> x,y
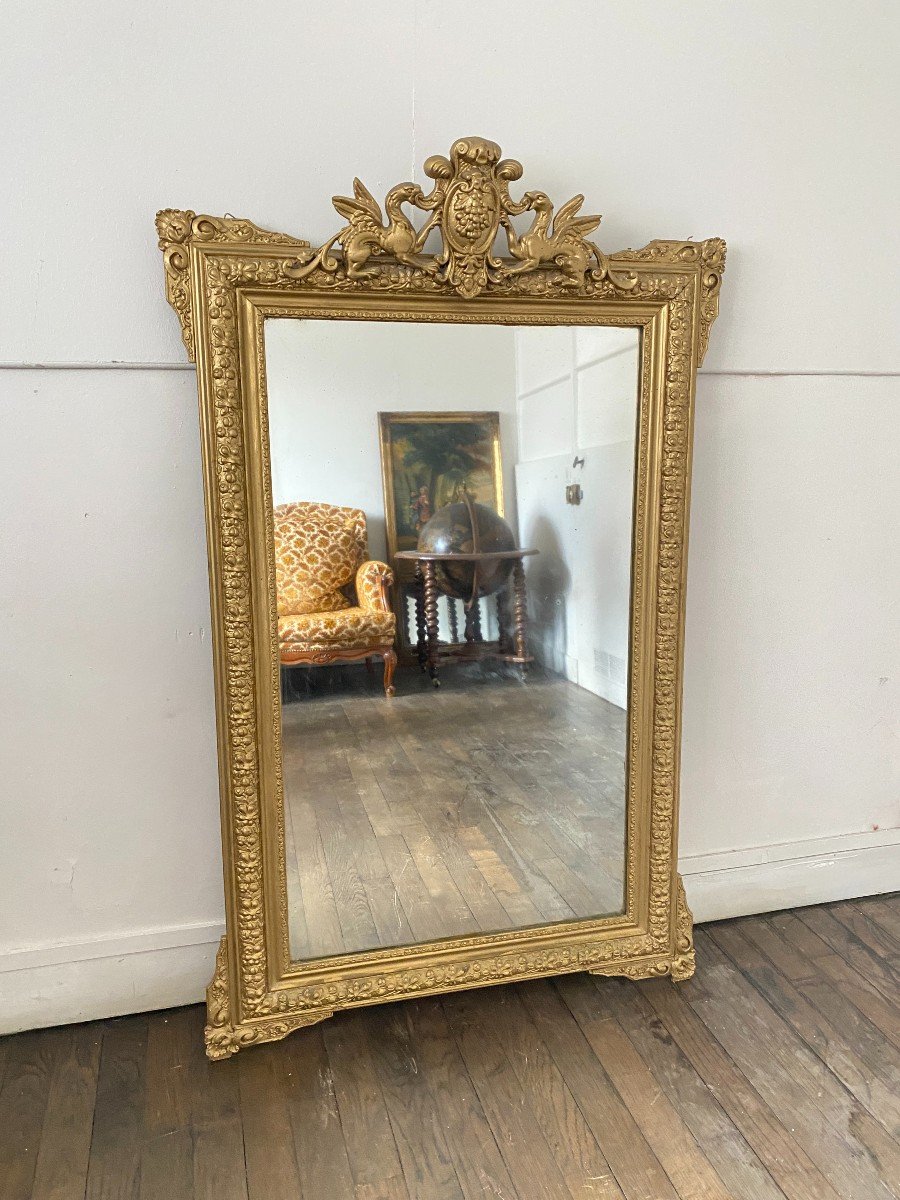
282,662 -> 627,960
3,895 -> 899,1199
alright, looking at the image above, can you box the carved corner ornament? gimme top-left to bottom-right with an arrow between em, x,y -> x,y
205,938 -> 332,1060
587,877 -> 695,982
671,875 -> 697,980
155,209 -> 309,361
156,135 -> 725,359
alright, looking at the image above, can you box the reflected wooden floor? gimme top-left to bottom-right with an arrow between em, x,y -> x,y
3,897 -> 899,1200
281,661 -> 627,961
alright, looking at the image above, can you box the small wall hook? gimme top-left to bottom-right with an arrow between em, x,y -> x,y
572,456 -> 585,469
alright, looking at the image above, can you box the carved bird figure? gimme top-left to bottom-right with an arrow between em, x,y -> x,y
332,179 -> 435,279
502,191 -> 603,287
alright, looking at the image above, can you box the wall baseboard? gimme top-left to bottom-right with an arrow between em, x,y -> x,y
2,829 -> 896,1035
681,827 -> 900,923
1,922 -> 223,1036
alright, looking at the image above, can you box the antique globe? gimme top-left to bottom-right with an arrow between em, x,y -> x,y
418,498 -> 517,600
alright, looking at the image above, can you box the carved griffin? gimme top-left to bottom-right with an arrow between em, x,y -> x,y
286,179 -> 437,282
503,192 -> 636,291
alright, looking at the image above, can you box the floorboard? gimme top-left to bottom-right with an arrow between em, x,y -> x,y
282,662 -> 627,960
31,1023 -> 102,1200
0,1027 -> 69,1200
2,895 -> 898,1200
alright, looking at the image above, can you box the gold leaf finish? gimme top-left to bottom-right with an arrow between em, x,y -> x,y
156,136 -> 725,1057
671,876 -> 697,981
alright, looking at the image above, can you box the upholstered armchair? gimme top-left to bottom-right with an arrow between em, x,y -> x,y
274,501 -> 397,696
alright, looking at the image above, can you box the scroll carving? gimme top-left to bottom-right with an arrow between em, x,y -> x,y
588,875 -> 695,981
671,876 -> 696,980
205,938 -> 331,1060
281,136 -> 637,299
155,209 -> 308,360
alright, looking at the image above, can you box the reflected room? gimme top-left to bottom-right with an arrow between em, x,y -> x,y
265,319 -> 640,961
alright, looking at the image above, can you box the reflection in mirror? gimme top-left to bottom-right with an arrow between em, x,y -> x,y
265,319 -> 639,961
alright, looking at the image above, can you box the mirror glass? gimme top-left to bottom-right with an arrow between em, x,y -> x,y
265,318 -> 640,961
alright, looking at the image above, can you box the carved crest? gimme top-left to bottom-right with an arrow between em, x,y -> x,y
156,137 -> 726,362
426,137 -> 516,296
281,135 -> 636,298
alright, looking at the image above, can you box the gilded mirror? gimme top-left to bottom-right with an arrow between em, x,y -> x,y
156,137 -> 726,1058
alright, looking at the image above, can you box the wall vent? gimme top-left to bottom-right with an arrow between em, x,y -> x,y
594,648 -> 627,682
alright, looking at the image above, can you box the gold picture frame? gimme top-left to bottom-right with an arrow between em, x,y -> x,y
378,409 -> 504,651
379,410 -> 504,558
156,136 -> 726,1059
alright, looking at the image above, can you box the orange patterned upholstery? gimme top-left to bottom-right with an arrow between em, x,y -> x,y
274,501 -> 365,616
274,502 -> 397,694
356,560 -> 395,611
278,606 -> 395,651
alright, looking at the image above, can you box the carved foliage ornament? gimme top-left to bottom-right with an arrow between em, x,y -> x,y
157,138 -> 724,348
278,135 -> 639,298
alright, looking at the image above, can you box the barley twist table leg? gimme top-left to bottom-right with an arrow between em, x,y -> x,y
414,568 -> 427,671
497,589 -> 509,654
464,603 -> 475,647
471,599 -> 483,643
422,560 -> 440,686
513,560 -> 528,673
447,597 -> 459,645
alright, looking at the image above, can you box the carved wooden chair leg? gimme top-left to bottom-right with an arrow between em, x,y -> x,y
382,647 -> 397,697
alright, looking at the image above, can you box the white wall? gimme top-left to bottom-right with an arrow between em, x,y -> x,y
0,369 -> 223,1028
2,0 -> 898,1032
681,374 -> 900,917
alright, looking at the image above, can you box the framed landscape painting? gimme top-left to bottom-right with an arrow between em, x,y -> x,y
378,411 -> 504,558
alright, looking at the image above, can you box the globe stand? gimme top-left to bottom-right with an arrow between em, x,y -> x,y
396,549 -> 538,688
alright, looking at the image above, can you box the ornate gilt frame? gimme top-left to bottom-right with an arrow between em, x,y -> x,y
156,137 -> 725,1059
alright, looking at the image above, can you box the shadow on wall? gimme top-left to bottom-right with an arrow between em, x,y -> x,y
366,513 -> 388,564
524,513 -> 570,675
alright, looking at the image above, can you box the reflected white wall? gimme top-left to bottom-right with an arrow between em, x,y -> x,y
265,320 -> 519,564
514,327 -> 639,708
266,319 -> 518,644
